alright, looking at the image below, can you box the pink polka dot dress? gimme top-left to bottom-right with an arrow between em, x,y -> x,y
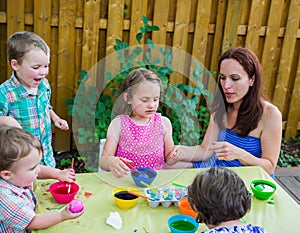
116,113 -> 165,170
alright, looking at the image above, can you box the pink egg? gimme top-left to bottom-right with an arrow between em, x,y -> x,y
69,199 -> 84,213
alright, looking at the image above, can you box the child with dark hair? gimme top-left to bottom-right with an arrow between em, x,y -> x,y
0,126 -> 83,232
188,167 -> 267,233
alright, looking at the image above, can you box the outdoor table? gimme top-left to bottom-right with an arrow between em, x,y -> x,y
33,166 -> 299,233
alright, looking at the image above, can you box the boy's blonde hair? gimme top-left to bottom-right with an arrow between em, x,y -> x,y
0,126 -> 43,172
8,31 -> 49,64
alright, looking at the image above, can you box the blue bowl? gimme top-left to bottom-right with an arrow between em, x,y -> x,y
130,167 -> 157,188
168,214 -> 199,233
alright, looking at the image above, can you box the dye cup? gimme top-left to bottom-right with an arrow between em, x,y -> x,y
178,197 -> 197,218
130,167 -> 157,188
49,182 -> 79,204
168,214 -> 199,233
112,187 -> 141,209
250,179 -> 276,200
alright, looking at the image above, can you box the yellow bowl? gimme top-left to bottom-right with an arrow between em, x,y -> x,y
112,187 -> 141,209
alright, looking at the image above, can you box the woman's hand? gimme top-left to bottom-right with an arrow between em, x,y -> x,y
210,141 -> 242,161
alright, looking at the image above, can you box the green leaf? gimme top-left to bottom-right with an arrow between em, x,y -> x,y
175,90 -> 183,101
161,76 -> 169,83
97,102 -> 106,113
140,27 -> 146,34
136,32 -> 143,44
132,47 -> 142,56
145,51 -> 151,61
149,64 -> 158,71
137,60 -> 146,67
153,57 -> 162,64
105,71 -> 113,81
142,15 -> 148,25
79,70 -> 88,79
147,39 -> 155,49
150,25 -> 159,31
193,86 -> 202,95
157,66 -> 172,76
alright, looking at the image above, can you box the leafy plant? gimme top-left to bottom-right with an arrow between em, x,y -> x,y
277,137 -> 300,167
65,16 -> 213,171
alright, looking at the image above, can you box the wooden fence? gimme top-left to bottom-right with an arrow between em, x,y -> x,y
0,0 -> 299,151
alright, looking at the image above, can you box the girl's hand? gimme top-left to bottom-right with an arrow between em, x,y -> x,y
56,168 -> 76,183
53,118 -> 69,130
108,157 -> 131,178
210,141 -> 241,161
167,146 -> 185,161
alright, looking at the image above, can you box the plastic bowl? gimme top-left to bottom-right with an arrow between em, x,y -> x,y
168,214 -> 199,233
250,179 -> 276,200
112,187 -> 141,209
130,167 -> 157,188
49,182 -> 79,204
178,197 -> 197,218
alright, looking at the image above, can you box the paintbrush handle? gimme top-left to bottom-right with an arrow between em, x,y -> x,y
119,157 -> 137,171
71,158 -> 74,169
67,184 -> 71,193
140,181 -> 158,193
127,191 -> 150,200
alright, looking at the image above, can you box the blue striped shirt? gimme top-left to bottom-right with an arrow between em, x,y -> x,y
194,129 -> 261,168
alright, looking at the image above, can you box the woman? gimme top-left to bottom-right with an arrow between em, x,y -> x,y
167,47 -> 282,176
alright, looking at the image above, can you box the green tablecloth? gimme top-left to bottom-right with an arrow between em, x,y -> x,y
33,166 -> 299,232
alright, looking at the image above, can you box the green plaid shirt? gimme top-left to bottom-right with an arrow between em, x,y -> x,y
0,72 -> 55,167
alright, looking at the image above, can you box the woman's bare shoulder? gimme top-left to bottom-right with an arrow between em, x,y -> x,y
262,101 -> 282,119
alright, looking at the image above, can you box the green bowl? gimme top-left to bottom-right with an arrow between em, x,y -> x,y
250,179 -> 276,200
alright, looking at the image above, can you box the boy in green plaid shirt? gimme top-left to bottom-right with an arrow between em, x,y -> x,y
0,31 -> 69,168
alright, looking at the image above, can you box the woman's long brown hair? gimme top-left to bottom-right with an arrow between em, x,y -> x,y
211,47 -> 264,137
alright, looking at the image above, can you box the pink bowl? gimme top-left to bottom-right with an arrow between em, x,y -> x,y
49,182 -> 79,204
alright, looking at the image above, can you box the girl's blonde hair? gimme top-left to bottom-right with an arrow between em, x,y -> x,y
113,68 -> 162,116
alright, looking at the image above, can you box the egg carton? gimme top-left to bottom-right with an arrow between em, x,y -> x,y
144,187 -> 187,208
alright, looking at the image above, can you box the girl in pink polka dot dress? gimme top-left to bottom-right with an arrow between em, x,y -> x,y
98,68 -> 176,178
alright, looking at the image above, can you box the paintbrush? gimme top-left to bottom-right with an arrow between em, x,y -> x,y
140,181 -> 158,193
127,191 -> 151,200
67,158 -> 75,194
119,157 -> 139,173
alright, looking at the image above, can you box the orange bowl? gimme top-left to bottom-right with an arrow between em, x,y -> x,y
178,197 -> 197,218
49,182 -> 79,204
